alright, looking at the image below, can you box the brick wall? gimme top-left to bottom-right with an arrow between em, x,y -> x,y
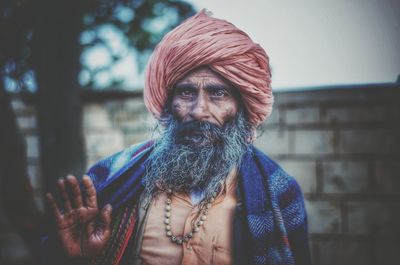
256,85 -> 400,265
2,84 -> 399,264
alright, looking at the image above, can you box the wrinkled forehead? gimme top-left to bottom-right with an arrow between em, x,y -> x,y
176,66 -> 225,83
172,66 -> 243,99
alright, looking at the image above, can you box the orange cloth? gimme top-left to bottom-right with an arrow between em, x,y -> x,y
144,10 -> 273,126
140,170 -> 238,265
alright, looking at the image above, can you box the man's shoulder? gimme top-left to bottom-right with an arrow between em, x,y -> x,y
250,146 -> 302,197
86,141 -> 154,188
250,146 -> 306,228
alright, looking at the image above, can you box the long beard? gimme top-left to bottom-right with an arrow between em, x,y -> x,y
144,111 -> 252,204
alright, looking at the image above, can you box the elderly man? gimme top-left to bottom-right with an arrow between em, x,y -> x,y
43,10 -> 311,265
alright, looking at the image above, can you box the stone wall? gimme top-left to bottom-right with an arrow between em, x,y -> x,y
2,84 -> 399,264
255,85 -> 400,265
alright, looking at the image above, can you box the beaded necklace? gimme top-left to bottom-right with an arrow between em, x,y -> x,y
163,188 -> 217,245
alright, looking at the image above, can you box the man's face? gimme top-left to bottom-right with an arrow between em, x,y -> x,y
145,68 -> 250,196
171,67 -> 239,127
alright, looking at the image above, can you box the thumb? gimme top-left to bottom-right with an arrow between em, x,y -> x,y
100,204 -> 112,239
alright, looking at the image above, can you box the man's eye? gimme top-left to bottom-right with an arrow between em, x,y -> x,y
180,90 -> 194,97
213,89 -> 227,97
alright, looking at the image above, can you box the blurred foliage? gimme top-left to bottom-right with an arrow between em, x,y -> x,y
0,0 -> 35,92
1,0 -> 195,92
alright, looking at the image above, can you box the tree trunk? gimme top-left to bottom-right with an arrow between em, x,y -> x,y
32,0 -> 86,193
0,85 -> 43,264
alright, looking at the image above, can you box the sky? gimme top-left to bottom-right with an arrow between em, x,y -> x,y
188,0 -> 400,90
79,0 -> 400,91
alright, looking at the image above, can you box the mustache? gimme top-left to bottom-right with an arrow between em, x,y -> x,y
174,120 -> 223,144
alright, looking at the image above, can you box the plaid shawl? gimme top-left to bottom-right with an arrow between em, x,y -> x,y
41,141 -> 311,265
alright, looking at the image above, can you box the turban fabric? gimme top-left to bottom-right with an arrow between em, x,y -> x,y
144,10 -> 273,126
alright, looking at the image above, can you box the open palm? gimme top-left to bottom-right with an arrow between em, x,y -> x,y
46,175 -> 112,258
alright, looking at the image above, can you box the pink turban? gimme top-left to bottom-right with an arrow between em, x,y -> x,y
144,10 -> 273,126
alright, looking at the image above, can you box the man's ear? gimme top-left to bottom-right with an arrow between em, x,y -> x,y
157,95 -> 175,127
163,91 -> 176,115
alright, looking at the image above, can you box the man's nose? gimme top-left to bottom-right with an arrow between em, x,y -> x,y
189,92 -> 211,121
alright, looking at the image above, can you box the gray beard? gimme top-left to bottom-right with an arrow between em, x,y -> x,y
143,111 -> 252,204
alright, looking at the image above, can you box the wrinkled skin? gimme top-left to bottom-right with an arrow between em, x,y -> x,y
172,66 -> 239,127
46,175 -> 112,258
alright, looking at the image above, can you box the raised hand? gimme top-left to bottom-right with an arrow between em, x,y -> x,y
46,175 -> 112,258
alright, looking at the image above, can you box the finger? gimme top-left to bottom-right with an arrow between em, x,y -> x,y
57,179 -> 72,212
99,204 -> 112,240
46,193 -> 62,220
82,175 -> 97,209
66,175 -> 83,208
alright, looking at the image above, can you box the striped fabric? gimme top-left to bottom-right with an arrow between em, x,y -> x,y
90,203 -> 137,265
